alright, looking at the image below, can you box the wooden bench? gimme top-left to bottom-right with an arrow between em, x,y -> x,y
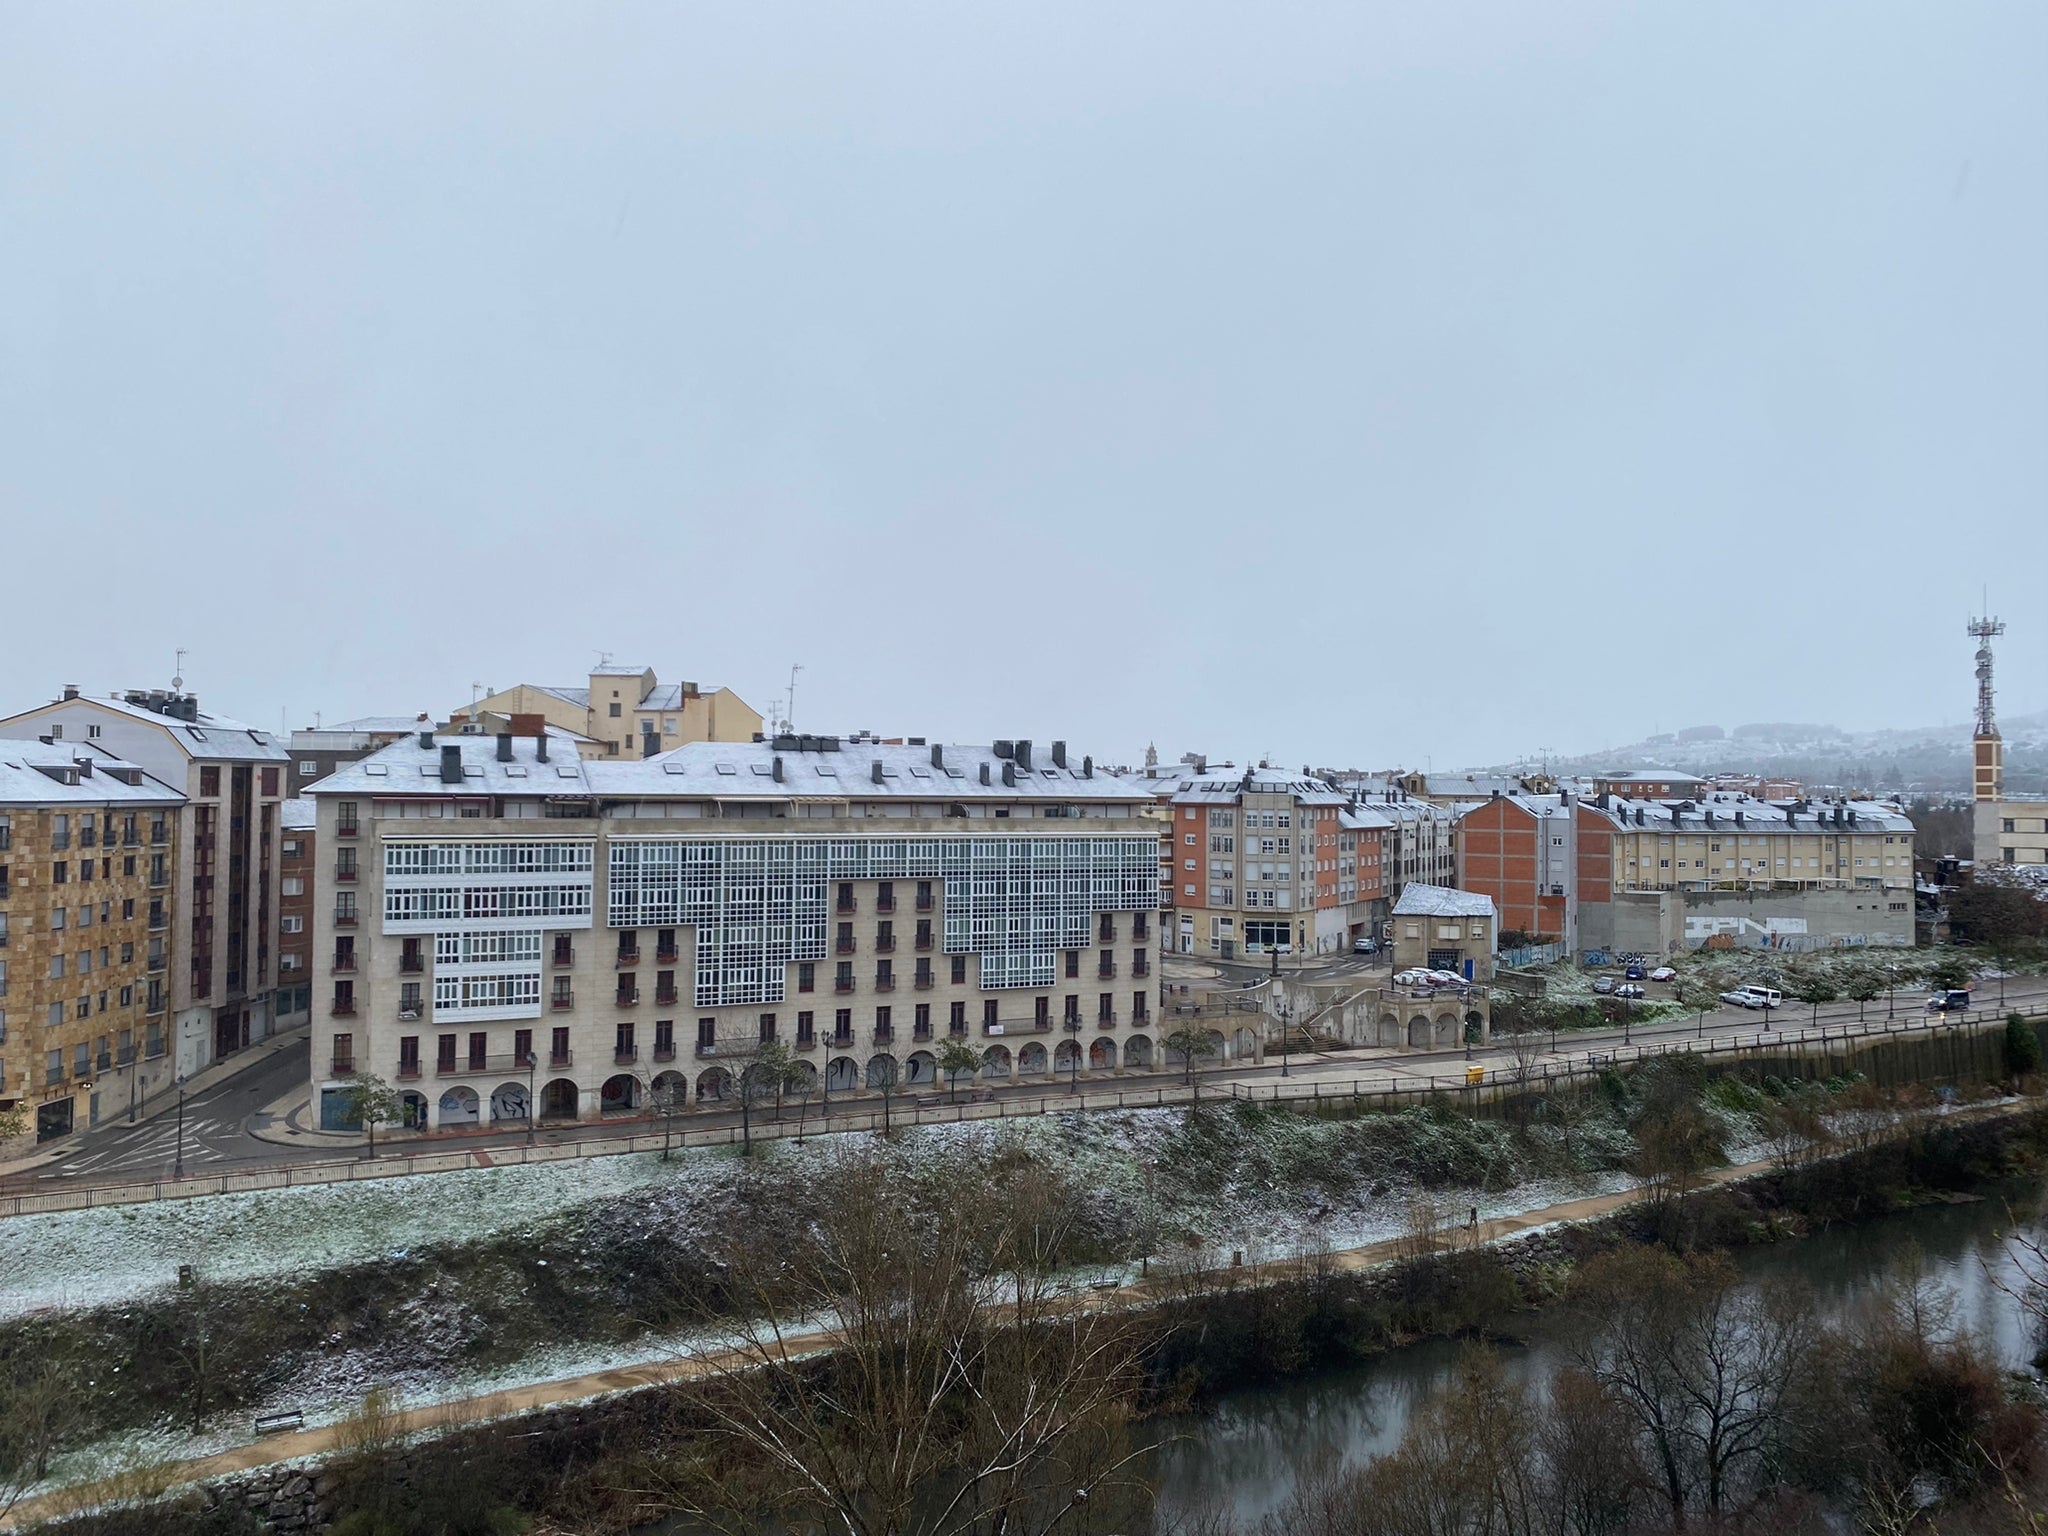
254,1410 -> 304,1436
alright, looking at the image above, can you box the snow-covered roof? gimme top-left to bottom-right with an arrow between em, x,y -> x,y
310,732 -> 592,798
0,741 -> 184,806
1162,765 -> 1350,807
309,735 -> 1149,805
1586,794 -> 1915,836
0,693 -> 288,762
281,797 -> 317,830
1394,884 -> 1498,919
605,740 -> 1146,802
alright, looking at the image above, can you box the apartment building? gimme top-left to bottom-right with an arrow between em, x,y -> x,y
0,688 -> 290,1074
0,742 -> 183,1142
277,799 -> 316,1026
1363,793 -> 1463,901
1155,767 -> 1385,959
305,730 -> 1162,1133
470,664 -> 762,759
1459,790 -> 1916,955
288,717 -> 425,795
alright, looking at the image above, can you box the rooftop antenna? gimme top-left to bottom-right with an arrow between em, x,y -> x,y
172,648 -> 186,692
595,649 -> 613,669
786,662 -> 804,731
1968,606 -> 2005,737
471,681 -> 486,720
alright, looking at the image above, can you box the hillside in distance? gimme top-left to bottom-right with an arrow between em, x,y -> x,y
1503,709 -> 2048,798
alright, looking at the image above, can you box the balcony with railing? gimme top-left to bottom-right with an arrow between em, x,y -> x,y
336,818 -> 359,838
835,936 -> 857,955
1131,961 -> 1150,978
549,1049 -> 574,1069
551,943 -> 574,967
655,945 -> 680,966
332,954 -> 357,973
400,954 -> 424,974
615,947 -> 640,968
652,1043 -> 677,1062
1097,1011 -> 1118,1029
334,865 -> 357,883
1097,960 -> 1118,979
654,983 -> 679,1006
984,1019 -> 1053,1036
396,1058 -> 423,1080
397,1003 -> 425,1022
613,1046 -> 639,1065
834,976 -> 856,994
551,990 -> 574,1010
331,1055 -> 355,1076
333,908 -> 358,927
874,934 -> 895,953
614,984 -> 639,1008
874,974 -> 896,992
150,825 -> 170,845
331,998 -> 357,1018
914,970 -> 935,991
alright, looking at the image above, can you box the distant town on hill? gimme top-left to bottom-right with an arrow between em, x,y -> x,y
1479,710 -> 2048,799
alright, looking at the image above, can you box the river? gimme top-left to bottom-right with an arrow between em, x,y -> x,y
1145,1175 -> 2048,1525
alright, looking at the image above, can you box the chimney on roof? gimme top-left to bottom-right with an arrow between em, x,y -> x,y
772,756 -> 784,783
872,760 -> 885,785
419,730 -> 435,750
1635,807 -> 1645,826
993,740 -> 1013,759
642,731 -> 660,758
1734,809 -> 1745,826
979,762 -> 991,786
1015,740 -> 1032,770
496,733 -> 513,763
1002,761 -> 1017,787
62,684 -> 79,701
931,743 -> 945,770
439,744 -> 464,784
1051,741 -> 1066,769
536,732 -> 549,764
1082,755 -> 1093,779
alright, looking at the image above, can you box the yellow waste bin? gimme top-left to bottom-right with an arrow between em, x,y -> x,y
1465,1064 -> 1485,1087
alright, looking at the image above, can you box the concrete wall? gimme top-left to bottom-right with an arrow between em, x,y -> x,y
1677,886 -> 1914,951
1579,891 -> 1680,958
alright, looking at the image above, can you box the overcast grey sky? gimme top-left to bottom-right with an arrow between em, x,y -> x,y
3,2 -> 2043,770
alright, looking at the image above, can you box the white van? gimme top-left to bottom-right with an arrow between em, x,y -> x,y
1719,985 -> 1782,1011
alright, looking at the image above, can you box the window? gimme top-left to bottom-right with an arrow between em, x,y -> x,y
300,761 -> 318,776
759,1012 -> 777,1043
1065,950 -> 1080,979
834,1008 -> 853,1042
1184,833 -> 1196,845
281,915 -> 303,934
796,1010 -> 815,1044
914,1002 -> 931,1037
608,701 -> 622,718
983,998 -> 998,1028
949,1000 -> 967,1033
951,955 -> 968,985
798,961 -> 815,993
874,1005 -> 893,1039
200,766 -> 220,797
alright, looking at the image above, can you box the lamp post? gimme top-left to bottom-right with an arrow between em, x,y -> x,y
525,1050 -> 537,1147
172,1075 -> 187,1178
1065,1017 -> 1082,1094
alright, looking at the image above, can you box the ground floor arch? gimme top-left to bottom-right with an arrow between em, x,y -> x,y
438,1086 -> 479,1126
825,1056 -> 860,1093
397,1090 -> 428,1128
489,1082 -> 529,1123
787,1060 -> 819,1094
1089,1037 -> 1117,1070
603,1074 -> 644,1113
540,1078 -> 578,1120
866,1053 -> 900,1090
695,1066 -> 730,1103
906,1050 -> 936,1086
1018,1041 -> 1049,1076
981,1043 -> 1013,1079
1125,1034 -> 1153,1070
651,1070 -> 688,1107
1231,1026 -> 1258,1062
1053,1039 -> 1081,1074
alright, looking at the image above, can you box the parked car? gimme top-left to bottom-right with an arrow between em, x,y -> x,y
1427,969 -> 1463,987
1926,989 -> 1974,1013
1720,985 -> 1782,1010
1624,964 -> 1646,980
1592,976 -> 1617,995
1393,968 -> 1425,987
1352,936 -> 1377,954
1615,983 -> 1646,1000
1649,966 -> 1679,983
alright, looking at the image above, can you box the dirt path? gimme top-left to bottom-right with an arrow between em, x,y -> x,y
6,1098 -> 2029,1530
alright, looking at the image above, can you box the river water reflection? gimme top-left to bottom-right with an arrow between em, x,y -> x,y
1146,1178 -> 2048,1525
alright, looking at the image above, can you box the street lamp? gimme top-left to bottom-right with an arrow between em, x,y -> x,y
172,1073 -> 188,1178
1065,1017 -> 1082,1094
525,1050 -> 537,1147
1278,1000 -> 1294,1076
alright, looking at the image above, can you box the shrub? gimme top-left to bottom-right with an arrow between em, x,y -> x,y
2005,1013 -> 2043,1079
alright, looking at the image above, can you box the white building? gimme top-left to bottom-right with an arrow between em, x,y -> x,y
306,729 -> 1165,1132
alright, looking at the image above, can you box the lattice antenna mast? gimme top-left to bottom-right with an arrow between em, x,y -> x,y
1969,613 -> 2005,736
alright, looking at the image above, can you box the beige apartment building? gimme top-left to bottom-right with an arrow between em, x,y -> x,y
0,688 -> 290,1075
0,742 -> 184,1143
470,664 -> 762,759
306,730 -> 1163,1134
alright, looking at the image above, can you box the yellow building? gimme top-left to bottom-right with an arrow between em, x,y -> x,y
470,664 -> 762,759
0,742 -> 184,1144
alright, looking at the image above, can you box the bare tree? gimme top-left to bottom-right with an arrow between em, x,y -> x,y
0,1360 -> 78,1520
1567,1246 -> 1821,1527
642,1146 -> 1151,1536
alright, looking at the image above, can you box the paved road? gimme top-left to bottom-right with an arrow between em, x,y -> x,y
10,1036 -> 310,1185
7,979 -> 2044,1198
